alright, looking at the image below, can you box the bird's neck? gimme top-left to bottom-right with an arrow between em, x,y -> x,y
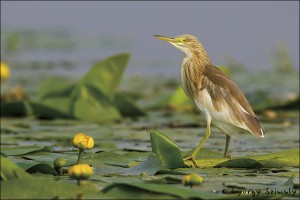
183,50 -> 212,72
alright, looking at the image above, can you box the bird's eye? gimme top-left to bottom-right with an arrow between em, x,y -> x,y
176,38 -> 185,44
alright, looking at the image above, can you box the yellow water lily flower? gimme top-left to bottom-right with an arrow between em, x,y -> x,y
72,133 -> 94,150
68,164 -> 94,180
1,62 -> 10,80
182,173 -> 203,188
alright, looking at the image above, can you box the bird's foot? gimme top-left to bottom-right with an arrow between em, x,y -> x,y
224,154 -> 232,159
183,156 -> 200,168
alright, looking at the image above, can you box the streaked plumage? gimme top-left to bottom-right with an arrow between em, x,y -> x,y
154,34 -> 264,167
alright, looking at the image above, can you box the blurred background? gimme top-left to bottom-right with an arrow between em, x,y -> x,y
1,1 -> 299,78
1,1 -> 299,121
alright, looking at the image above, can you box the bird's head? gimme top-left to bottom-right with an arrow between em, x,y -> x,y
154,34 -> 203,57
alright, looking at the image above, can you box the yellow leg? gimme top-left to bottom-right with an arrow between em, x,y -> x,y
184,117 -> 211,168
224,134 -> 231,159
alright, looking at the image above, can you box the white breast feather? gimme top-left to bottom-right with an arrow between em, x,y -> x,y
195,89 -> 253,135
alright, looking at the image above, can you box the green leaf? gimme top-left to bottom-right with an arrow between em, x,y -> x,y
168,86 -> 193,111
0,156 -> 32,180
120,153 -> 163,176
252,148 -> 299,168
26,163 -> 58,176
30,101 -> 75,119
21,152 -> 77,167
215,148 -> 299,168
103,182 -> 224,199
113,93 -> 145,117
1,146 -> 53,156
1,100 -> 33,117
215,158 -> 262,168
3,53 -> 140,122
79,53 -> 130,100
32,53 -> 134,122
38,77 -> 75,99
0,178 -> 105,199
150,130 -> 184,169
71,85 -> 121,122
90,152 -> 130,167
102,182 -> 176,199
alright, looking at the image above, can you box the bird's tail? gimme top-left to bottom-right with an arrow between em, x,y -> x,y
243,113 -> 265,137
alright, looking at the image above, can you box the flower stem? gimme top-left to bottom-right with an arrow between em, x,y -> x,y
77,149 -> 84,164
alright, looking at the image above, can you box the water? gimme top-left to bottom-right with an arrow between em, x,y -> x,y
1,1 -> 299,78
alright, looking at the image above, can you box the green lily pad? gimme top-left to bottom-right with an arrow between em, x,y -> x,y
0,178 -> 105,199
70,84 -> 122,122
1,100 -> 33,117
21,152 -> 77,166
120,153 -> 163,176
1,146 -> 53,156
215,158 -> 263,168
26,163 -> 58,176
38,77 -> 75,99
1,53 -> 144,122
0,156 -> 32,180
102,182 -> 228,199
31,101 -> 75,119
150,130 -> 184,169
113,93 -> 145,117
215,148 -> 299,168
79,53 -> 130,100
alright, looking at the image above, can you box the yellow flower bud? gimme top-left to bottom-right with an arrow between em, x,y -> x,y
182,173 -> 203,187
1,62 -> 10,80
72,133 -> 94,150
68,164 -> 94,180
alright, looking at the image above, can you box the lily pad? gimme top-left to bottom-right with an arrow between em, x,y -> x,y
102,182 -> 228,199
215,148 -> 299,168
120,153 -> 163,176
0,178 -> 104,199
150,130 -> 184,169
0,156 -> 32,180
1,146 -> 53,156
1,53 -> 145,122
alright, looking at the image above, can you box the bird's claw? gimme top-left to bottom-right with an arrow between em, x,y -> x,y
224,154 -> 232,159
184,156 -> 200,168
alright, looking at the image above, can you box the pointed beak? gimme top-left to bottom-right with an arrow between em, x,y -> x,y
154,35 -> 175,43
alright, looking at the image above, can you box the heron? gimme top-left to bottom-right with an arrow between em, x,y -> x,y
154,34 -> 264,167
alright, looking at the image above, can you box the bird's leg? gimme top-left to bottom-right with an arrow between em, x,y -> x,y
184,118 -> 211,168
224,134 -> 232,159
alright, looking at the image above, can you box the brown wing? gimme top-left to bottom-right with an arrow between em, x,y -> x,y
202,65 -> 264,137
203,66 -> 255,115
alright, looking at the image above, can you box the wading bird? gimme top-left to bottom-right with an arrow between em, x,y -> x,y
154,34 -> 264,167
